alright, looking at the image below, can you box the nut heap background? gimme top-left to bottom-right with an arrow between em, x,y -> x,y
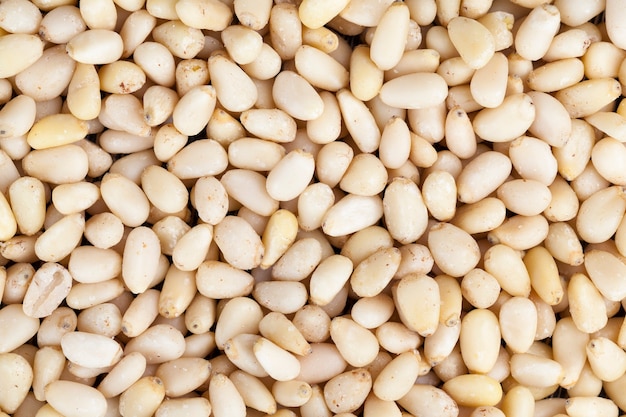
1,0 -> 626,417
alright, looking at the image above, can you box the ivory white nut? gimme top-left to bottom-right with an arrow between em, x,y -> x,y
0,34 -> 44,78
209,373 -> 246,417
34,213 -> 85,263
168,139 -> 228,179
510,352 -> 564,388
22,145 -> 89,185
457,151 -> 512,204
172,85 -> 216,137
266,150 -> 315,202
155,398 -> 212,417
568,272 -> 608,334
586,337 -> 626,382
382,177 -> 428,244
324,369 -> 372,414
442,374 -> 503,407
0,353 -> 32,414
45,380 -> 107,417
209,53 -> 257,112
515,4 -> 561,61
119,376 -> 166,417
577,186 -> 626,244
336,88 -> 381,153
369,2 -> 410,71
240,109 -> 297,144
0,95 -> 36,139
213,216 -> 263,270
15,45 -> 74,102
221,24 -> 263,65
101,173 -> 150,227
397,384 -> 458,417
152,20 -> 204,59
196,260 -> 254,299
61,331 -> 123,368
350,247 -> 401,298
566,396 -> 619,417
322,194 -> 383,237
380,73 -> 448,109
254,337 -> 301,381
373,351 -> 420,401
330,316 -> 379,368
460,308 -> 501,373
584,250 -> 626,302
155,357 -> 211,397
448,16 -> 495,69
122,226 -> 161,294
259,312 -> 311,356
141,165 -> 189,214
0,191 -> 16,242
52,182 -> 100,215
66,29 -> 123,64
125,324 -> 185,364
472,93 -> 536,142
428,222 -> 480,277
224,333 -> 268,378
295,45 -> 349,92
394,274 -> 440,337
422,170 -> 457,221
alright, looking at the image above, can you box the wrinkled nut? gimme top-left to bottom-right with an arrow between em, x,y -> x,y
22,262 -> 72,318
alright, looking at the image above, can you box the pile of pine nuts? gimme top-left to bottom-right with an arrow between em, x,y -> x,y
2,0 -> 626,416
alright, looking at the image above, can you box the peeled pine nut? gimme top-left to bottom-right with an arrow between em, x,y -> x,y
0,34 -> 43,78
514,4 -> 561,61
428,222 -> 480,277
229,369 -> 276,414
447,16 -> 495,69
460,308 -> 501,373
473,93 -> 536,143
566,396 -> 619,417
273,70 -> 323,121
295,45 -> 348,92
499,296 -> 537,354
369,2 -> 409,71
398,384 -> 458,417
457,151 -> 511,204
0,305 -> 38,353
336,88 -> 380,153
552,317 -> 589,389
32,346 -> 65,401
0,192 -> 16,241
118,376 -> 165,417
584,249 -> 626,302
605,0 -> 626,49
350,247 -> 400,297
0,353 -> 32,414
443,374 -> 503,407
484,242 -> 533,297
555,78 -> 622,118
568,273 -> 608,334
510,352 -> 564,388
424,319 -> 461,365
330,316 -> 379,368
382,177 -> 428,244
372,350 -> 420,401
376,321 -> 421,355
323,369 -> 372,414
394,273 -> 440,337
